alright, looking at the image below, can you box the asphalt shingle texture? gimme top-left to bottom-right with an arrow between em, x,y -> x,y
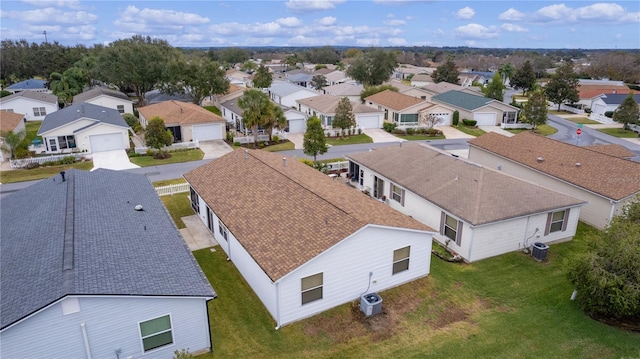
37,102 -> 128,134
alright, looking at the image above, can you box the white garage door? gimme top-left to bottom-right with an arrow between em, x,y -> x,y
193,124 -> 223,141
288,119 -> 306,133
474,113 -> 497,126
429,112 -> 452,126
357,115 -> 380,129
89,133 -> 125,153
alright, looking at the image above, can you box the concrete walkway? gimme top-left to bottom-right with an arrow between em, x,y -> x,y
438,126 -> 475,139
199,140 -> 234,159
91,150 -> 140,171
363,128 -> 405,143
288,133 -> 303,149
180,215 -> 219,251
478,126 -> 515,137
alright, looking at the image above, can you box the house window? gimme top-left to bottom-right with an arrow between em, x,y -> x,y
190,187 -> 199,214
441,212 -> 463,246
117,105 -> 125,113
391,183 -> 405,206
545,209 -> 570,235
139,315 -> 173,352
57,135 -> 76,149
502,111 -> 517,124
399,113 -> 419,123
218,221 -> 228,241
392,246 -> 410,274
301,273 -> 323,305
33,107 -> 46,116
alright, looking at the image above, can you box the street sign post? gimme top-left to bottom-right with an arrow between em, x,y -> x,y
576,128 -> 582,135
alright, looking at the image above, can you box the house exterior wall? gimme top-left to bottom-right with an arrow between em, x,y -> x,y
277,90 -> 318,109
85,96 -> 134,114
73,124 -> 129,152
0,296 -> 211,359
468,147 -> 620,229
0,98 -> 58,121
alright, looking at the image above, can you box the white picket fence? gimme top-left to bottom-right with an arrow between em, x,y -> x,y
589,113 -> 614,124
559,104 -> 585,115
233,132 -> 288,144
134,141 -> 199,155
325,161 -> 349,172
155,183 -> 190,196
9,153 -> 86,169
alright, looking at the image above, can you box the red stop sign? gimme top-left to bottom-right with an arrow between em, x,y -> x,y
576,128 -> 582,135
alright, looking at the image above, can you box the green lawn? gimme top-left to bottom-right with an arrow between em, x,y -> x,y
129,149 -> 204,166
506,124 -> 558,136
598,128 -> 639,138
189,221 -> 639,358
263,141 -> 295,152
326,134 -> 373,146
160,193 -> 193,229
152,178 -> 187,187
395,134 -> 445,141
0,161 -> 93,184
204,106 -> 222,116
564,117 -> 601,125
454,125 -> 486,137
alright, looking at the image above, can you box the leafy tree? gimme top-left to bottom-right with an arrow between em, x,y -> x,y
304,46 -> 340,64
359,84 -> 398,103
263,103 -> 287,142
545,62 -> 579,111
303,116 -> 328,162
511,61 -> 536,96
238,89 -> 271,146
568,197 -> 640,321
310,75 -> 328,90
0,90 -> 11,98
163,56 -> 229,105
343,48 -> 363,58
332,97 -> 355,138
209,47 -> 249,66
482,73 -> 505,101
346,49 -> 398,86
252,64 -> 272,88
284,53 -> 303,71
522,91 -> 548,129
145,117 -> 173,158
0,130 -> 25,159
241,61 -> 258,73
498,62 -> 514,85
612,93 -> 639,130
48,69 -> 84,104
431,57 -> 459,84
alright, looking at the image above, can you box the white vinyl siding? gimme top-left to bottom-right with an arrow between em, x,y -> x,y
139,314 -> 173,352
390,183 -> 405,206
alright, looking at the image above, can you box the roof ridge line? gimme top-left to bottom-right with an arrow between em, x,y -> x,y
62,170 -> 75,293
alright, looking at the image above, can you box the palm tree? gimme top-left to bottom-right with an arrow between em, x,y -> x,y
238,89 -> 270,146
263,104 -> 287,142
498,63 -> 515,85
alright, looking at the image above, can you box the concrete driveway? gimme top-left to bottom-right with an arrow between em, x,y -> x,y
91,150 -> 140,171
363,128 -> 405,143
287,133 -> 303,149
199,140 -> 233,159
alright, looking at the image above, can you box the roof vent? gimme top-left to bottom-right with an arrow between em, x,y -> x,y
282,157 -> 287,167
134,205 -> 144,211
575,162 -> 581,167
497,164 -> 502,170
537,157 -> 544,162
60,171 -> 66,182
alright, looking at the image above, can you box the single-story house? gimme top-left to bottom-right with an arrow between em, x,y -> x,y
0,169 -> 216,359
4,78 -> 50,94
431,90 -> 520,126
420,82 -> 482,97
323,70 -> 350,85
392,65 -> 430,80
410,74 -> 433,88
219,96 -> 245,132
73,87 -> 134,114
0,90 -> 58,121
576,79 -> 631,110
283,107 -> 308,134
468,131 -> 640,229
267,81 -> 318,109
37,102 -> 130,153
297,94 -> 385,130
589,93 -> 640,124
208,84 -> 245,109
226,69 -> 253,88
286,72 -> 314,88
145,89 -> 192,104
0,111 -> 26,161
364,90 -> 429,126
138,100 -> 226,142
346,142 -> 585,262
184,149 -> 435,328
322,83 -> 364,103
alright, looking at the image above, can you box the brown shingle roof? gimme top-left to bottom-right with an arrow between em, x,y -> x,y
138,100 -> 225,126
578,85 -> 631,99
347,143 -> 584,226
584,144 -> 635,158
184,149 -> 432,281
0,111 -> 25,133
468,131 -> 640,201
365,90 -> 426,111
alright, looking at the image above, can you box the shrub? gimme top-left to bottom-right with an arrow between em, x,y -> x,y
226,132 -> 234,142
298,158 -> 314,167
233,141 -> 241,146
41,161 -> 56,167
128,152 -> 142,158
383,122 -> 397,133
585,108 -> 592,114
392,128 -> 406,135
462,119 -> 477,127
605,111 -> 614,118
357,128 -> 362,135
452,110 -> 460,126
25,162 -> 40,169
273,135 -> 280,143
405,127 -> 416,135
427,129 -> 442,136
416,127 -> 427,134
59,156 -> 76,165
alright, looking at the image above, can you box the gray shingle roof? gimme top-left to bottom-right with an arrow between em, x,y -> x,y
600,93 -> 640,105
431,90 -> 496,111
73,87 -> 132,104
0,169 -> 215,329
0,90 -> 58,105
268,81 -> 316,97
346,142 -> 585,226
6,79 -> 47,90
38,102 -> 128,135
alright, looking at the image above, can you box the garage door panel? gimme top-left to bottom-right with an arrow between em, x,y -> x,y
357,115 -> 380,129
474,113 -> 497,126
90,133 -> 125,152
288,119 -> 306,133
193,124 -> 222,141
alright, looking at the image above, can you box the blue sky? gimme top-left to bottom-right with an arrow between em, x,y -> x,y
1,0 -> 639,49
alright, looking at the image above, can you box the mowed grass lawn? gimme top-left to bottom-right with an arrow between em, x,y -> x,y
129,149 -> 204,166
189,222 -> 639,358
506,124 -> 558,136
598,128 -> 639,138
326,134 -> 373,146
0,161 -> 93,184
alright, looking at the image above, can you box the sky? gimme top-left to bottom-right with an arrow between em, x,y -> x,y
1,0 -> 639,49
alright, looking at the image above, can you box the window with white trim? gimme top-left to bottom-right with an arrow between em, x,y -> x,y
301,273 -> 323,305
139,315 -> 173,352
218,221 -> 228,241
33,107 -> 46,116
391,183 -> 405,206
392,246 -> 410,274
545,209 -> 569,235
117,105 -> 125,113
441,212 -> 463,246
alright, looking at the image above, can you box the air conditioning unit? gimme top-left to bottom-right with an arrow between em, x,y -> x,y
360,293 -> 383,317
531,242 -> 549,261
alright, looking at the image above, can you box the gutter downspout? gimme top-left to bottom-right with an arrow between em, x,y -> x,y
608,200 -> 616,225
80,322 -> 92,359
467,224 -> 474,262
274,282 -> 281,330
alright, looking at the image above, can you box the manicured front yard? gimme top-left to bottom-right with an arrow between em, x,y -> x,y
129,149 -> 204,166
160,193 -> 193,229
454,125 -> 486,137
564,117 -> 601,125
395,134 -> 445,141
188,221 -> 639,358
326,134 -> 373,146
263,141 -> 295,152
0,161 -> 93,184
598,128 -> 639,138
505,124 -> 558,136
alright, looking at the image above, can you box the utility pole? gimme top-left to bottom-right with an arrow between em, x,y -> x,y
43,31 -> 48,44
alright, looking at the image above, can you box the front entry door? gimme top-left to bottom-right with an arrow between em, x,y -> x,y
374,176 -> 384,199
48,138 -> 58,152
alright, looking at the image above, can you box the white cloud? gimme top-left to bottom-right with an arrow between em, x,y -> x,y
117,6 -> 209,26
383,19 -> 406,26
456,7 -> 475,20
21,0 -> 81,8
317,16 -> 336,26
1,7 -> 97,25
276,17 -> 302,27
387,37 -> 407,45
387,13 -> 395,18
501,23 -> 528,32
533,4 -> 573,22
356,37 -> 380,46
454,23 -> 498,39
533,2 -> 640,23
498,8 -> 525,21
285,0 -> 345,12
